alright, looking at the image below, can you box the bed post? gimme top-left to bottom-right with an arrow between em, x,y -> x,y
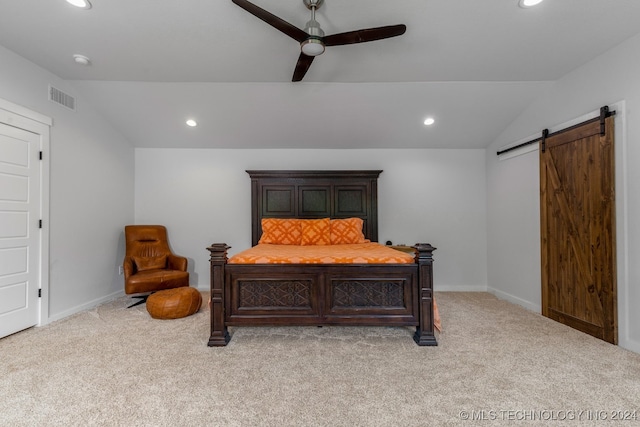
207,243 -> 231,346
413,243 -> 438,346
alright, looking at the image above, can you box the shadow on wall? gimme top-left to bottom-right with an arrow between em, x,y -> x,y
187,257 -> 198,286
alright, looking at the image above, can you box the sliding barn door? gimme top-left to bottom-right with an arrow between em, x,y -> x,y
540,115 -> 616,344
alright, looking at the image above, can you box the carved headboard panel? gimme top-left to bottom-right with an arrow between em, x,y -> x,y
246,170 -> 382,246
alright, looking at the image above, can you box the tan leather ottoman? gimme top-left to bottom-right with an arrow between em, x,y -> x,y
146,287 -> 202,319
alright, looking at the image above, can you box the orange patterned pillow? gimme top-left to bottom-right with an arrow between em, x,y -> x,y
330,218 -> 368,244
258,218 -> 302,245
300,218 -> 331,246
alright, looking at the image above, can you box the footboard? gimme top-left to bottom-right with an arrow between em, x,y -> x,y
207,243 -> 437,346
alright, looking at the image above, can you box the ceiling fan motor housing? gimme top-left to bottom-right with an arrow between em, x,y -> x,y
303,0 -> 324,10
301,0 -> 325,56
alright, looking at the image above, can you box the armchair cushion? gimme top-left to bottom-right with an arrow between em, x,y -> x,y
133,255 -> 167,271
125,270 -> 189,294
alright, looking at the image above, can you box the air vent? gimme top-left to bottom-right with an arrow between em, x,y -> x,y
48,85 -> 76,111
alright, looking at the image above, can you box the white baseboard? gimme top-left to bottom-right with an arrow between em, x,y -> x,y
45,290 -> 125,324
487,286 -> 541,313
196,284 -> 209,292
487,287 -> 640,354
434,284 -> 487,292
619,336 -> 640,354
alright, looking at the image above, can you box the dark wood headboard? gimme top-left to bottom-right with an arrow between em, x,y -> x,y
247,170 -> 382,246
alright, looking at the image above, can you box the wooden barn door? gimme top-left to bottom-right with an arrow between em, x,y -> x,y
540,111 -> 616,344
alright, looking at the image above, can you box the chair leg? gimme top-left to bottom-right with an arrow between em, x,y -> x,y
127,294 -> 150,308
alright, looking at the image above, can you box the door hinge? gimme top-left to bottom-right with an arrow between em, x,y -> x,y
39,151 -> 43,160
38,289 -> 42,298
39,219 -> 42,229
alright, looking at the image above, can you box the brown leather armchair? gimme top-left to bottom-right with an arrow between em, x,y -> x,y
123,225 -> 189,307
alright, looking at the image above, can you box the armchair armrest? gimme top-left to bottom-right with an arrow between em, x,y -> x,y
167,254 -> 188,271
123,256 -> 135,279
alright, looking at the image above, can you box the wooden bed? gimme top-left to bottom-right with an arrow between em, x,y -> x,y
207,170 -> 437,346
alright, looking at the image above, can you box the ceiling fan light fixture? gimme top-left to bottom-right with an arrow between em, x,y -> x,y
301,38 -> 325,56
519,0 -> 543,8
66,0 -> 92,9
73,54 -> 91,65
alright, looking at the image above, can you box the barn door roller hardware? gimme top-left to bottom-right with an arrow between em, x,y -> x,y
497,105 -> 616,156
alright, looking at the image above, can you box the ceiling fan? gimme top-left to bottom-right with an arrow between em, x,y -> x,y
231,0 -> 407,82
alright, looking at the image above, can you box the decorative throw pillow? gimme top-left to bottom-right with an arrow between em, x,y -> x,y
258,218 -> 302,245
330,218 -> 368,244
133,255 -> 167,271
300,218 -> 331,246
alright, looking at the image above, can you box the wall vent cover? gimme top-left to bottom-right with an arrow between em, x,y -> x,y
48,85 -> 76,111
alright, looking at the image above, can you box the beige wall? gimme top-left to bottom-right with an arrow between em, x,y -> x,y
134,148 -> 488,291
0,45 -> 135,321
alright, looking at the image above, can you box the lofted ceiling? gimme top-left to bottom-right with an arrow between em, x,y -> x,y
1,0 -> 639,149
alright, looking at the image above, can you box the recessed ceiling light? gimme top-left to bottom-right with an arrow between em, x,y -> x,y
73,54 -> 91,66
519,0 -> 543,8
423,117 -> 435,126
66,0 -> 92,9
186,119 -> 198,127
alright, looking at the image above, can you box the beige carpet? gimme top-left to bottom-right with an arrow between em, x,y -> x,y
1,292 -> 639,427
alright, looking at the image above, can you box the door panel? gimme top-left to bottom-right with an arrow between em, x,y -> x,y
0,122 -> 40,338
540,116 -> 616,344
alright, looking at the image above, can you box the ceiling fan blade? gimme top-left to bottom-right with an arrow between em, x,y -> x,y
324,24 -> 406,46
292,53 -> 315,82
232,0 -> 308,42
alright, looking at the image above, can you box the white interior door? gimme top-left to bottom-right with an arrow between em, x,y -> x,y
0,121 -> 41,338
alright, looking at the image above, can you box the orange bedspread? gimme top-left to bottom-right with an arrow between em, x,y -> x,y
227,242 -> 441,332
228,242 -> 415,264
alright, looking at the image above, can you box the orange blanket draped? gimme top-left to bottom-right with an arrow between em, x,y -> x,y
228,242 -> 415,264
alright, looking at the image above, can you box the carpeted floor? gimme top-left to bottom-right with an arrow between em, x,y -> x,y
1,291 -> 639,426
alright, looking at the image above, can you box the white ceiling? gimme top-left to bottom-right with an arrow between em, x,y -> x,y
1,0 -> 639,149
